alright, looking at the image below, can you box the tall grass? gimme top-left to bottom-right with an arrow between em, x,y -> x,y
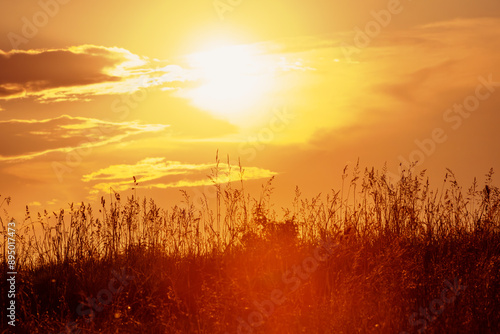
1,161 -> 499,333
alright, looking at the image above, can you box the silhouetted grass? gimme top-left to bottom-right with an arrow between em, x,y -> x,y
1,161 -> 499,333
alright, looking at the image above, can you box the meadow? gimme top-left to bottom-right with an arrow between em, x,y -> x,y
1,162 -> 499,333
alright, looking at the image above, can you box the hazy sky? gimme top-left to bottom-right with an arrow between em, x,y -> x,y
1,0 -> 499,219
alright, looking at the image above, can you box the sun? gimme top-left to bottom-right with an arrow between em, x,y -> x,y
181,44 -> 275,125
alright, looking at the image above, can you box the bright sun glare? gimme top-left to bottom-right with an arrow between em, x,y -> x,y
183,44 -> 274,125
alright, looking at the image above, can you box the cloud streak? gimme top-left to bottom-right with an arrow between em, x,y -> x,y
83,158 -> 278,193
0,115 -> 170,161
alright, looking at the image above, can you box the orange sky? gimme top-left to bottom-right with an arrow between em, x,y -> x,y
1,0 -> 500,219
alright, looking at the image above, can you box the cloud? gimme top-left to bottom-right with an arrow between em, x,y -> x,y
83,158 -> 278,193
0,115 -> 170,161
0,45 -> 196,102
366,18 -> 500,108
302,17 -> 500,158
0,45 -> 127,99
261,17 -> 500,145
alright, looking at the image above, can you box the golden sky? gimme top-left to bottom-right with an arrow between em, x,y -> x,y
1,0 -> 500,218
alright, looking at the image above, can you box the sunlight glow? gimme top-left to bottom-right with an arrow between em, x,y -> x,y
182,44 -> 275,125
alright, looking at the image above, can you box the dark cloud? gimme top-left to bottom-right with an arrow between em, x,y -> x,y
0,46 -> 128,99
0,85 -> 24,97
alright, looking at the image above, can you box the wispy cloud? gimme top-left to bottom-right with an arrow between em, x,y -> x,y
83,158 -> 277,193
300,17 -> 500,152
0,115 -> 170,161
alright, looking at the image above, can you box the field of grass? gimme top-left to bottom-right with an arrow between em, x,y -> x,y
1,162 -> 499,333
